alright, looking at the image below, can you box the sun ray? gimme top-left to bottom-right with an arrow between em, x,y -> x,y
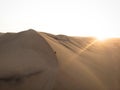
79,40 -> 97,54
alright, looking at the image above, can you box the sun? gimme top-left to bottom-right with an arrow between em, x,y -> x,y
94,34 -> 111,41
92,31 -> 117,41
96,36 -> 109,41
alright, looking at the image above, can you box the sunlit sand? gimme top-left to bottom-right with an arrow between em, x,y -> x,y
0,30 -> 119,90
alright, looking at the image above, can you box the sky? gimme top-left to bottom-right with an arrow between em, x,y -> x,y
0,0 -> 120,38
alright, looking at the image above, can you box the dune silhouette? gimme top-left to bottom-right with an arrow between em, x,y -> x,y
0,30 -> 120,90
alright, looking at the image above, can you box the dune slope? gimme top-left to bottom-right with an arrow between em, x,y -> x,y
0,30 -> 58,90
0,30 -> 120,90
40,32 -> 120,90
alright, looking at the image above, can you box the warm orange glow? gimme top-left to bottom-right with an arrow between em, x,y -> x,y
94,34 -> 116,41
96,36 -> 109,41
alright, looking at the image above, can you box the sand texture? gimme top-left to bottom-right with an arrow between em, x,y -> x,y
40,32 -> 120,90
0,30 -> 58,90
0,30 -> 120,90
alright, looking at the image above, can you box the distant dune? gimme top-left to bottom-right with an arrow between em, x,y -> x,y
0,30 -> 120,90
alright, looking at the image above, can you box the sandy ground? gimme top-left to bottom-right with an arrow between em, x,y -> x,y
40,32 -> 120,90
0,30 -> 120,90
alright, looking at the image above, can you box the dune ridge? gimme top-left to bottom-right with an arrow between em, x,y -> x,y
40,32 -> 120,90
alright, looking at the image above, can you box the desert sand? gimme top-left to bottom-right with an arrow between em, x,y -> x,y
0,29 -> 120,90
0,30 -> 58,90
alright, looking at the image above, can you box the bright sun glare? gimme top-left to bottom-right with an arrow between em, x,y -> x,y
93,32 -> 114,41
96,36 -> 109,41
94,34 -> 117,41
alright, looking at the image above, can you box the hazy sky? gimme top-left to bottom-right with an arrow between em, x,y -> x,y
0,0 -> 120,37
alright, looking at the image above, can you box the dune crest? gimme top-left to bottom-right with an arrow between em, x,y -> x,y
40,32 -> 120,90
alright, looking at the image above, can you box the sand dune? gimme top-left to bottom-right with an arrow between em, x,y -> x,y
0,30 -> 120,90
40,32 -> 120,90
0,30 -> 58,90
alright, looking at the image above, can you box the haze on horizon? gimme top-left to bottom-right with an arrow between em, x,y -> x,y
0,0 -> 120,38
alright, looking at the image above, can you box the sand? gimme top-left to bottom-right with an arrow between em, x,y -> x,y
0,30 -> 58,90
40,32 -> 120,90
0,29 -> 120,90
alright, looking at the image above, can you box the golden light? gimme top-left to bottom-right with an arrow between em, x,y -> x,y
93,33 -> 116,41
96,36 -> 109,41
94,35 -> 119,43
